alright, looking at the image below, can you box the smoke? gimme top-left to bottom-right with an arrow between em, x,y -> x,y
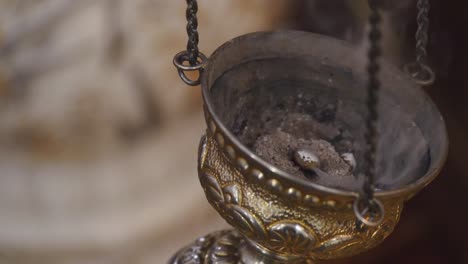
375,104 -> 430,189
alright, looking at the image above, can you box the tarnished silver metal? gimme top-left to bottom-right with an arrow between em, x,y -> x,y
173,0 -> 207,86
294,147 -> 321,171
404,62 -> 436,86
359,0 -> 382,227
170,30 -> 448,263
170,230 -> 315,264
173,51 -> 208,86
404,0 -> 435,86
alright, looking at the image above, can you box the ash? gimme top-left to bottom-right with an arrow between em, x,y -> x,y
231,87 -> 430,191
237,99 -> 364,190
254,129 -> 362,190
254,128 -> 362,191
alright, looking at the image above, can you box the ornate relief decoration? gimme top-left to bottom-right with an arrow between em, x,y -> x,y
170,230 -> 247,264
197,134 -> 404,260
267,222 -> 317,256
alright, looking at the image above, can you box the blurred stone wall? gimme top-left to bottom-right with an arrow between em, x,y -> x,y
0,1 -> 289,263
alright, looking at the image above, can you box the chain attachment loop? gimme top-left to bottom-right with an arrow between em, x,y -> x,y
353,197 -> 385,227
173,51 -> 207,86
404,62 -> 435,86
174,0 -> 206,86
404,0 -> 435,86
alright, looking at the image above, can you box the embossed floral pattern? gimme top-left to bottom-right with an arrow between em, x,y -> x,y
267,222 -> 317,255
198,135 -> 403,260
200,172 -> 267,240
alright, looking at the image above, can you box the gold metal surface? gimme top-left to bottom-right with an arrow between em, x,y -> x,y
196,117 -> 403,261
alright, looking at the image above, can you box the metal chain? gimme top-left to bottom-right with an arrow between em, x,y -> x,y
354,0 -> 385,228
415,0 -> 430,68
186,0 -> 200,66
173,0 -> 207,86
364,0 -> 380,205
404,0 -> 435,86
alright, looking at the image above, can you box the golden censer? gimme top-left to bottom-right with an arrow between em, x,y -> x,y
170,1 -> 448,263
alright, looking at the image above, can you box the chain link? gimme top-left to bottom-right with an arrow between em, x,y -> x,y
415,0 -> 430,68
354,0 -> 384,228
404,0 -> 435,86
364,0 -> 380,204
173,0 -> 207,86
186,0 -> 200,66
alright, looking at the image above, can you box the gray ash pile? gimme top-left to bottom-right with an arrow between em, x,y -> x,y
235,96 -> 365,191
254,130 -> 363,190
226,85 -> 430,192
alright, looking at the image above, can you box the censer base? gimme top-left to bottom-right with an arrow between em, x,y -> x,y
169,230 -> 315,264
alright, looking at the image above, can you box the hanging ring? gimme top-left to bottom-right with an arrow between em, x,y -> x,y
353,197 -> 385,227
173,51 -> 207,86
404,62 -> 436,86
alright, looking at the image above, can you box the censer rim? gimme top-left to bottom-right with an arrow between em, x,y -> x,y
201,30 -> 449,200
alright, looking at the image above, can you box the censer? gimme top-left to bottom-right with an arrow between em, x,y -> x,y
170,1 -> 448,263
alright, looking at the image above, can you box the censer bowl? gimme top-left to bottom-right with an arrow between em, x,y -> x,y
193,31 -> 447,262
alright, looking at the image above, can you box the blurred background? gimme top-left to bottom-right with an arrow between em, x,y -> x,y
0,0 -> 466,263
